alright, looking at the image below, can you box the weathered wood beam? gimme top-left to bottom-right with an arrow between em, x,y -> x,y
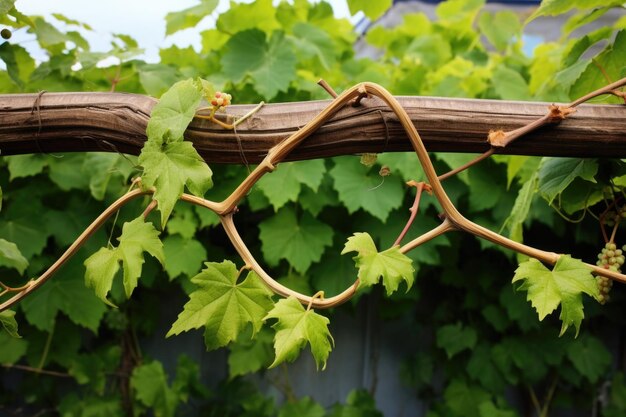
0,92 -> 624,162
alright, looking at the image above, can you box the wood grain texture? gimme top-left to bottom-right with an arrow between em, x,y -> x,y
0,91 -> 625,162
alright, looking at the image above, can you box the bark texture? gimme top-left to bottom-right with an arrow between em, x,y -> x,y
1,92 -> 625,162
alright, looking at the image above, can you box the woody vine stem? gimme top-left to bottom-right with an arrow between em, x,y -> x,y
1,77 -> 626,312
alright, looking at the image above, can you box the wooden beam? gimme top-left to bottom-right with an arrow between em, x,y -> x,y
0,92 -> 624,163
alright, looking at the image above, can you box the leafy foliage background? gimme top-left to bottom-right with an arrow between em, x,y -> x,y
1,0 -> 626,415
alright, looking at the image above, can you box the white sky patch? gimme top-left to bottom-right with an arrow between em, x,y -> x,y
13,0 -> 355,63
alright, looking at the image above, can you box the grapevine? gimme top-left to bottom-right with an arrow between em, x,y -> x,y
1,77 -> 625,314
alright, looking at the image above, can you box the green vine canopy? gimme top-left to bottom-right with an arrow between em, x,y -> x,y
1,0 -> 626,415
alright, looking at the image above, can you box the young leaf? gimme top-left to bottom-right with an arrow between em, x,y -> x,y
0,310 -> 20,338
265,296 -> 334,370
167,261 -> 274,351
0,238 -> 28,274
139,140 -> 213,225
341,232 -> 414,296
512,255 -> 598,336
145,78 -> 203,142
116,217 -> 165,298
84,217 -> 163,306
84,247 -> 121,307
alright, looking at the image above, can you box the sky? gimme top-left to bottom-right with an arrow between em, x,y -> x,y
14,0 -> 355,63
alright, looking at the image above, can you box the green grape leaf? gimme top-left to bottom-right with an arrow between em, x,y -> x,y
0,238 -> 28,274
165,0 -> 218,35
0,331 -> 27,364
478,11 -> 520,51
347,0 -> 392,20
538,157 -> 597,204
138,63 -> 182,98
167,261 -> 274,351
84,217 -> 163,306
228,327 -> 274,378
512,255 -> 598,336
500,173 -> 537,240
256,160 -> 326,211
467,344 -> 506,393
436,323 -> 478,358
566,335 -> 611,384
162,235 -> 206,280
6,154 -> 47,180
216,0 -> 280,35
571,30 -> 626,103
47,153 -> 91,191
146,78 -> 203,141
0,310 -> 20,338
492,66 -> 531,101
291,23 -> 336,70
0,42 -> 35,88
82,153 -> 135,201
221,29 -> 297,99
23,259 -> 107,332
0,202 -> 49,259
258,207 -> 333,274
527,0 -> 623,22
139,140 -> 213,225
131,361 -> 179,417
330,157 -> 404,222
265,296 -> 334,370
443,379 -> 490,417
84,247 -> 120,307
116,217 -> 164,298
342,232 -> 414,296
167,205 -> 198,239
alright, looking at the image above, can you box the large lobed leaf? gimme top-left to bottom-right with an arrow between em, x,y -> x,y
258,206 -> 333,274
167,260 -> 275,351
264,296 -> 334,370
139,141 -> 213,226
512,255 -> 598,336
342,232 -> 414,296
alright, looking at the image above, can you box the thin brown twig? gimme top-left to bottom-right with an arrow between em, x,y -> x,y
438,149 -> 495,181
393,181 -> 431,246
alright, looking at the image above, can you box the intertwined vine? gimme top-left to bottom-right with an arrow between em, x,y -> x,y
1,76 -> 626,365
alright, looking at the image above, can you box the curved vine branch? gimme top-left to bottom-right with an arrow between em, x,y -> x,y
1,78 -> 626,312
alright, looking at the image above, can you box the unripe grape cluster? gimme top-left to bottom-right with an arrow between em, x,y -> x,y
596,242 -> 624,304
603,206 -> 626,227
210,91 -> 232,110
